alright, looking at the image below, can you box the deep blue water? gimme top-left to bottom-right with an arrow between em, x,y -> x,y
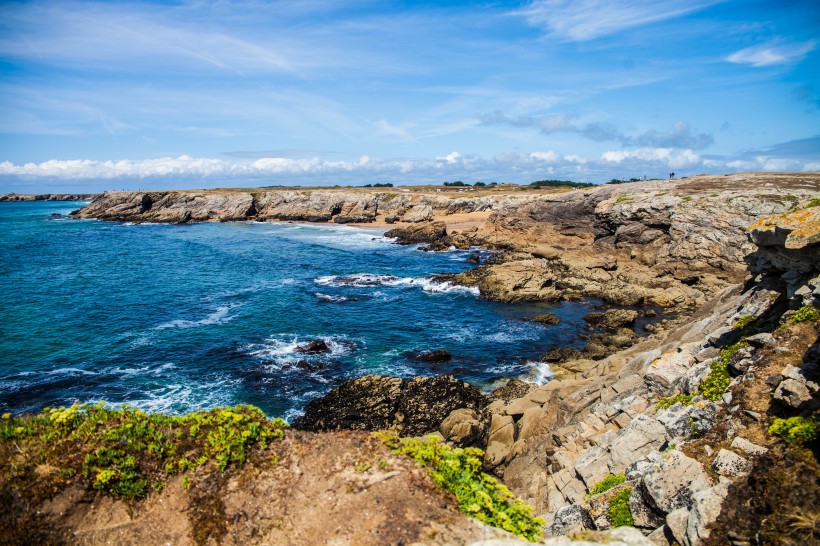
0,201 -> 597,420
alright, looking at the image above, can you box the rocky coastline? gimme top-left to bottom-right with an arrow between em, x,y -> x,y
0,192 -> 96,202
2,172 -> 819,545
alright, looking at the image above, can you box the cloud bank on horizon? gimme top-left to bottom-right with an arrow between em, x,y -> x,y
0,0 -> 818,192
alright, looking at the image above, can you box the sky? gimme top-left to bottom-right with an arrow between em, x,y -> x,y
0,0 -> 819,192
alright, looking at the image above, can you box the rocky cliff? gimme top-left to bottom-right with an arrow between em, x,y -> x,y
70,188 -> 534,224
1,192 -> 95,201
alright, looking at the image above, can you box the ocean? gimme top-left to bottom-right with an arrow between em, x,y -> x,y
0,200 -> 597,421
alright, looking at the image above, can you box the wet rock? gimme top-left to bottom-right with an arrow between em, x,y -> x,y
585,309 -> 639,330
407,349 -> 452,362
531,313 -> 561,325
398,375 -> 485,436
295,339 -> 331,354
466,252 -> 481,264
491,379 -> 533,402
293,375 -> 403,431
294,374 -> 485,435
541,348 -> 584,363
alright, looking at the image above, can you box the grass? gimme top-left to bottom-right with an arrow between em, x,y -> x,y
589,473 -> 625,496
769,417 -> 818,446
379,432 -> 544,542
0,403 -> 287,500
606,487 -> 634,527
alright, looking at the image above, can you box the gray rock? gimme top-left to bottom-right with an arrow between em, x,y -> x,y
730,436 -> 768,456
647,525 -> 678,546
548,504 -> 594,536
711,449 -> 751,477
640,450 -> 712,514
773,378 -> 815,410
608,415 -> 668,470
685,482 -> 730,546
745,332 -> 774,347
630,483 -> 666,529
574,446 -> 612,489
645,351 -> 695,393
665,508 -> 689,545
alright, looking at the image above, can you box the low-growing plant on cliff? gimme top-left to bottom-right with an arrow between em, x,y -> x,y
769,417 -> 818,446
732,315 -> 759,331
606,487 -> 634,527
589,473 -> 626,496
379,432 -> 544,542
696,339 -> 748,402
806,198 -> 820,207
655,392 -> 694,412
0,403 -> 287,500
791,305 -> 820,324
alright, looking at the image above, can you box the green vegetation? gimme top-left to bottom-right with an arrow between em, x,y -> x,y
606,487 -> 634,527
443,181 -> 469,186
380,433 -> 544,542
361,183 -> 393,188
695,339 -> 749,402
769,417 -> 818,446
0,403 -> 287,500
791,305 -> 820,324
807,197 -> 820,207
589,473 -> 626,496
733,315 -> 759,330
529,179 -> 594,189
655,392 -> 694,412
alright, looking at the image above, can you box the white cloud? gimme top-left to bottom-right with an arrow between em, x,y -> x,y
517,0 -> 721,41
436,151 -> 462,165
726,40 -> 816,67
601,148 -> 701,168
530,150 -> 561,162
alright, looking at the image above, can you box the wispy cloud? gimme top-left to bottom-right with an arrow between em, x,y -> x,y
726,40 -> 816,67
516,0 -> 722,41
480,113 -> 714,150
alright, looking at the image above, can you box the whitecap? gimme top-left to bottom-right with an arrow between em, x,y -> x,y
525,361 -> 554,384
314,292 -> 350,303
155,305 -> 238,330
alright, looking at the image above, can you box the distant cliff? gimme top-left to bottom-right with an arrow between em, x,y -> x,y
70,188 -> 533,224
1,192 -> 95,202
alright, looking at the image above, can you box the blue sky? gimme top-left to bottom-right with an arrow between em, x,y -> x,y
1,0 -> 818,192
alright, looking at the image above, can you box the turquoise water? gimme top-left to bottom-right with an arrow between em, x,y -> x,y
0,201 -> 596,420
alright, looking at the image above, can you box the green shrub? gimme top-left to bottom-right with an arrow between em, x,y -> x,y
655,393 -> 694,412
791,306 -> 820,324
381,433 -> 544,542
697,340 -> 749,401
607,487 -> 634,527
589,473 -> 626,496
807,198 -> 820,207
768,417 -> 818,446
0,403 -> 287,499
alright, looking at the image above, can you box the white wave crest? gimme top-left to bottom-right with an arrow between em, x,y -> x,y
155,305 -> 238,330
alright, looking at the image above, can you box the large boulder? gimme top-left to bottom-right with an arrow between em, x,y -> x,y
293,374 -> 485,437
385,221 -> 448,245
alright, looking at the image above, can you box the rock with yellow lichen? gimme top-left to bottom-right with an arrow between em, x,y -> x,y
748,206 -> 820,249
